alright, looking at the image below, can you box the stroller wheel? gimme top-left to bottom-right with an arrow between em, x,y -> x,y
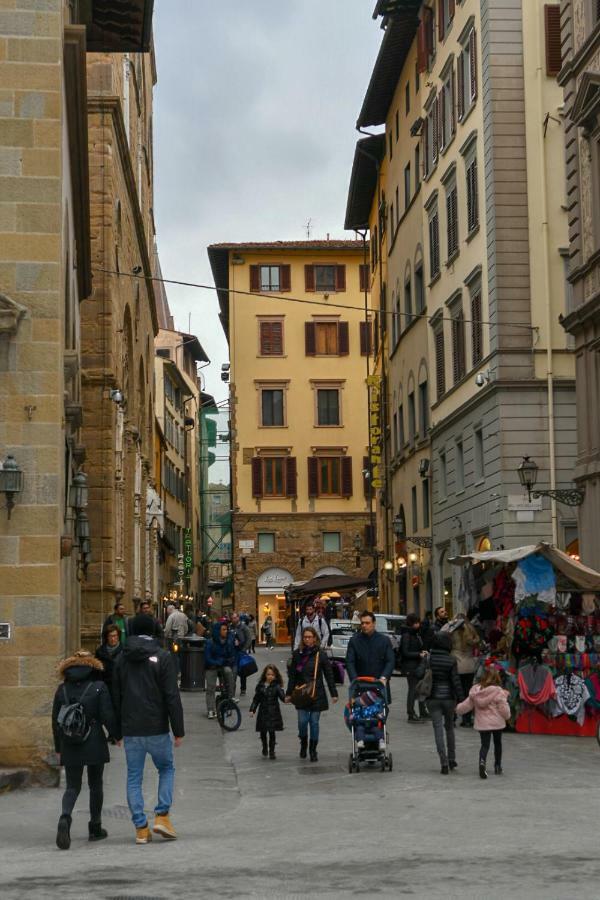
348,754 -> 354,774
387,753 -> 393,771
380,757 -> 386,772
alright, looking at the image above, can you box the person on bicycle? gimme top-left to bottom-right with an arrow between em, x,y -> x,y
204,622 -> 236,720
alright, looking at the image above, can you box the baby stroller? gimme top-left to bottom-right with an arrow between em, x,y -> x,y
345,677 -> 392,773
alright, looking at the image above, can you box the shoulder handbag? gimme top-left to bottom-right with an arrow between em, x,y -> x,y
416,655 -> 433,702
291,652 -> 320,709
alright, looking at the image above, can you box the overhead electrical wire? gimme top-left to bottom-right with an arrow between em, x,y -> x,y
93,267 -> 538,334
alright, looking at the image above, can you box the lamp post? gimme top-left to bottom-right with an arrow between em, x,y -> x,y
392,513 -> 433,549
0,454 -> 24,519
517,456 -> 584,507
69,471 -> 89,510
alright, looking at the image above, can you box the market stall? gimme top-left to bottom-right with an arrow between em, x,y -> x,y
450,544 -> 600,736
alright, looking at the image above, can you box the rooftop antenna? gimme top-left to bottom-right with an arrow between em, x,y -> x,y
306,218 -> 312,240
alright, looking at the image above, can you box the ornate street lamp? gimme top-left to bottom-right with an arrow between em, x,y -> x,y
69,471 -> 89,511
75,511 -> 90,541
517,456 -> 584,507
0,454 -> 24,519
392,512 -> 432,549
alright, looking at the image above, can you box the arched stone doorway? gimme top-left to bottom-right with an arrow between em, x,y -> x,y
256,567 -> 293,645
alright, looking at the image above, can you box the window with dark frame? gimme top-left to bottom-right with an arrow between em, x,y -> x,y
404,162 -> 411,210
317,388 -> 340,426
456,439 -> 464,492
471,288 -> 483,365
422,478 -> 430,528
259,320 -> 283,356
395,109 -> 400,141
252,456 -> 296,499
250,264 -> 290,293
398,402 -> 405,448
258,532 -> 275,553
405,81 -> 410,115
315,265 -> 336,292
434,324 -> 446,398
405,277 -> 413,327
451,304 -> 466,384
439,450 -> 447,499
305,264 -> 345,292
305,320 -> 349,356
412,484 -> 418,532
319,457 -> 340,496
446,181 -> 459,259
323,532 -> 341,553
466,157 -> 479,233
260,265 -> 280,292
388,130 -> 393,160
429,207 -> 440,279
474,427 -> 484,481
415,263 -> 425,313
261,388 -> 284,427
415,143 -> 421,187
263,457 -> 285,496
308,455 -> 352,498
419,379 -> 429,436
408,390 -> 416,442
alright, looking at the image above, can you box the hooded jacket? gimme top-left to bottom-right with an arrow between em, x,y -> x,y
456,683 -> 511,731
52,653 -> 117,767
204,623 -> 237,669
112,635 -> 184,739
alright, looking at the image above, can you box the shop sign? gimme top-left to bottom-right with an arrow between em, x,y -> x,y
183,528 -> 193,578
508,493 -> 542,512
257,567 -> 293,589
177,553 -> 184,584
367,374 -> 383,489
239,540 -> 255,549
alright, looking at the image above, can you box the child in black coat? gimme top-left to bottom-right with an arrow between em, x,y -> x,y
249,664 -> 285,759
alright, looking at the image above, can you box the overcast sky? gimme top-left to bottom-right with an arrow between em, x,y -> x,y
152,0 -> 382,401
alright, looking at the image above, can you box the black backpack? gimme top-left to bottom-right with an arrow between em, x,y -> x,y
56,682 -> 94,744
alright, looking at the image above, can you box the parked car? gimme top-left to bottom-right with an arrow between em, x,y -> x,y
374,614 -> 407,671
328,619 -> 359,660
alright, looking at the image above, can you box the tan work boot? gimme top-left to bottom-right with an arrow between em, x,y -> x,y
153,813 -> 177,840
135,824 -> 152,844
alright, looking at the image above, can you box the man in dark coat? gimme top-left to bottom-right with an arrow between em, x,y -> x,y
52,650 -> 118,850
346,610 -> 395,700
400,614 -> 428,722
113,613 -> 184,845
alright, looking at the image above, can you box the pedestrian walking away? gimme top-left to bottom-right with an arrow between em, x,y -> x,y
95,623 -> 124,700
112,613 -> 184,844
164,603 -> 189,677
345,610 -> 395,698
231,612 -> 252,695
426,632 -> 464,774
285,626 -> 338,761
449,614 -> 481,727
247,614 -> 258,653
293,602 -> 330,650
249,664 -> 285,759
456,667 -> 511,779
204,621 -> 236,718
52,650 -> 118,850
102,601 -> 129,645
400,614 -> 429,722
127,599 -> 165,644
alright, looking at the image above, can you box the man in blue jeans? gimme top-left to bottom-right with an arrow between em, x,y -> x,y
113,613 -> 184,844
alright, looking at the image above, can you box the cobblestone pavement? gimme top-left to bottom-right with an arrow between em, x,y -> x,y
1,647 -> 599,899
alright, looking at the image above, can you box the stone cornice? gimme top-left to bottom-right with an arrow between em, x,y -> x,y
87,95 -> 158,336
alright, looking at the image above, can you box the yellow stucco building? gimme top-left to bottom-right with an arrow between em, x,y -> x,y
208,241 -> 374,640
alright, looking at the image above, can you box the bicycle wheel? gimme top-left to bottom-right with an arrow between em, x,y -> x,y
217,698 -> 241,732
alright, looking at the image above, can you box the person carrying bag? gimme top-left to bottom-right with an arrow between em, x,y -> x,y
285,626 -> 338,761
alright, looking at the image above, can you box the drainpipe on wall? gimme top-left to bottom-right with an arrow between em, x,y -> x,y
535,14 -> 559,546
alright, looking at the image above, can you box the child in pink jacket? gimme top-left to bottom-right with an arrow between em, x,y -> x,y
456,667 -> 510,779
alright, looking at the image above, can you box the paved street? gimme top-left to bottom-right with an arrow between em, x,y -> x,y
1,647 -> 599,900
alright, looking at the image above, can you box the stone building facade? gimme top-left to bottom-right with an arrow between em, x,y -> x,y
208,242 -> 373,642
559,0 -> 600,569
347,1 -> 578,615
80,47 -> 158,643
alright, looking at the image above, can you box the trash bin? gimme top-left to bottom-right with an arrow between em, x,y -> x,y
180,635 -> 205,691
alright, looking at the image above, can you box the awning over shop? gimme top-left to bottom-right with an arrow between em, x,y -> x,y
449,543 -> 600,591
287,574 -> 374,599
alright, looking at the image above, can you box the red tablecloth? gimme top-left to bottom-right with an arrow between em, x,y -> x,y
515,707 -> 598,736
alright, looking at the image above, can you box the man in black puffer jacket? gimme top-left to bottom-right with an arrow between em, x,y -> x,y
400,614 -> 428,722
427,631 -> 464,774
113,614 -> 184,845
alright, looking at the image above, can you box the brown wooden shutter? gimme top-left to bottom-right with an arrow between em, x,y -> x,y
435,328 -> 446,398
307,457 -> 319,498
359,263 -> 369,293
335,265 -> 346,292
457,52 -> 464,120
304,264 -> 315,291
451,66 -> 457,134
264,321 -> 283,355
438,0 -> 445,41
305,322 -> 316,356
438,90 -> 446,150
360,321 -> 372,356
280,264 -> 291,292
452,312 -> 465,383
432,97 -> 439,162
449,0 -> 455,17
469,28 -> 477,101
250,265 -> 260,292
286,456 -> 297,498
417,20 -> 428,73
471,291 -> 483,364
338,321 -> 349,355
544,5 -> 562,76
467,159 -> 479,231
251,458 -> 263,498
341,456 -> 353,498
363,456 -> 372,499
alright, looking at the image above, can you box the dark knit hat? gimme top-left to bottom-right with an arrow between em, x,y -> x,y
129,613 -> 156,636
432,631 -> 452,652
